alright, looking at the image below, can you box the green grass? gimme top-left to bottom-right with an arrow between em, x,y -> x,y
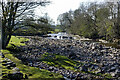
7,36 -> 29,48
1,36 -> 63,79
54,29 -> 60,32
41,53 -> 112,78
2,51 -> 62,79
40,53 -> 81,70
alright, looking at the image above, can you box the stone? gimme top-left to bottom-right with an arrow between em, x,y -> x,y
99,45 -> 103,50
2,73 -> 7,76
12,67 -> 20,71
2,75 -> 8,78
95,59 -> 101,63
108,67 -> 116,72
2,63 -> 9,66
7,62 -> 13,65
115,69 -> 120,77
110,72 -> 116,77
8,72 -> 23,80
48,66 -> 54,71
2,54 -> 5,58
95,69 -> 101,74
2,60 -> 7,63
81,66 -> 88,72
68,53 -> 76,59
70,74 -> 76,79
10,63 -> 16,67
7,65 -> 11,69
79,67 -> 82,71
75,74 -> 84,80
25,74 -> 28,79
9,36 -> 120,79
67,45 -> 72,48
91,64 -> 99,70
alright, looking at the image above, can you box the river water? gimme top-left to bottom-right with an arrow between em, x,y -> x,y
47,33 -> 120,49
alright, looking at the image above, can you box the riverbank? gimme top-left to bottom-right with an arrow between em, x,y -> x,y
1,36 -> 63,79
1,36 -> 120,79
13,36 -> 120,79
74,35 -> 120,49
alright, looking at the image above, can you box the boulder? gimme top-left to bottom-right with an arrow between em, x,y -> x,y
115,69 -> 120,77
2,63 -> 9,66
68,52 -> 76,59
10,63 -> 16,67
110,72 -> 116,77
2,54 -> 5,58
48,66 -> 54,71
2,60 -> 7,63
6,65 -> 11,69
99,45 -> 103,50
25,74 -> 28,79
81,66 -> 88,72
12,67 -> 20,71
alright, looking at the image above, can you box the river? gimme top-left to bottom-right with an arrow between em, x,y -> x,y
47,33 -> 120,49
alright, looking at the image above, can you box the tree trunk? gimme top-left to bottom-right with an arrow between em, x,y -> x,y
2,27 -> 7,49
6,34 -> 12,48
0,18 -> 1,50
2,28 -> 12,49
117,1 -> 120,38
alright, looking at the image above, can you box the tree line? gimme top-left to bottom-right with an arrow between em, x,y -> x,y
57,2 -> 120,43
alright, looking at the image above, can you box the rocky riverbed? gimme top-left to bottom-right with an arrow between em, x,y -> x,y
14,36 -> 120,79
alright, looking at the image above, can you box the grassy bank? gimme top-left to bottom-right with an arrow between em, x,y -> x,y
7,36 -> 29,48
1,36 -> 63,79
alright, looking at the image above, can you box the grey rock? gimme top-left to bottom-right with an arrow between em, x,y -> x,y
2,60 -> 7,63
81,66 -> 88,72
8,72 -> 23,80
12,67 -> 20,71
48,66 -> 54,71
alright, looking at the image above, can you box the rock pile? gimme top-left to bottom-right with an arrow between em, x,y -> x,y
2,58 -> 28,80
17,36 -> 120,79
2,58 -> 16,69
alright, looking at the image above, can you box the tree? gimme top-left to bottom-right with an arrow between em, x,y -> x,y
57,10 -> 73,32
114,1 -> 120,39
1,0 -> 50,49
22,17 -> 53,35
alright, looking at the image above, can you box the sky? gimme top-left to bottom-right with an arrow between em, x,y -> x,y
34,0 -> 113,25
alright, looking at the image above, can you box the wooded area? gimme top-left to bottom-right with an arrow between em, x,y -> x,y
57,2 -> 120,43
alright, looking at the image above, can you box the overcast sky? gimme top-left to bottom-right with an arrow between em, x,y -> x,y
35,0 -> 115,25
